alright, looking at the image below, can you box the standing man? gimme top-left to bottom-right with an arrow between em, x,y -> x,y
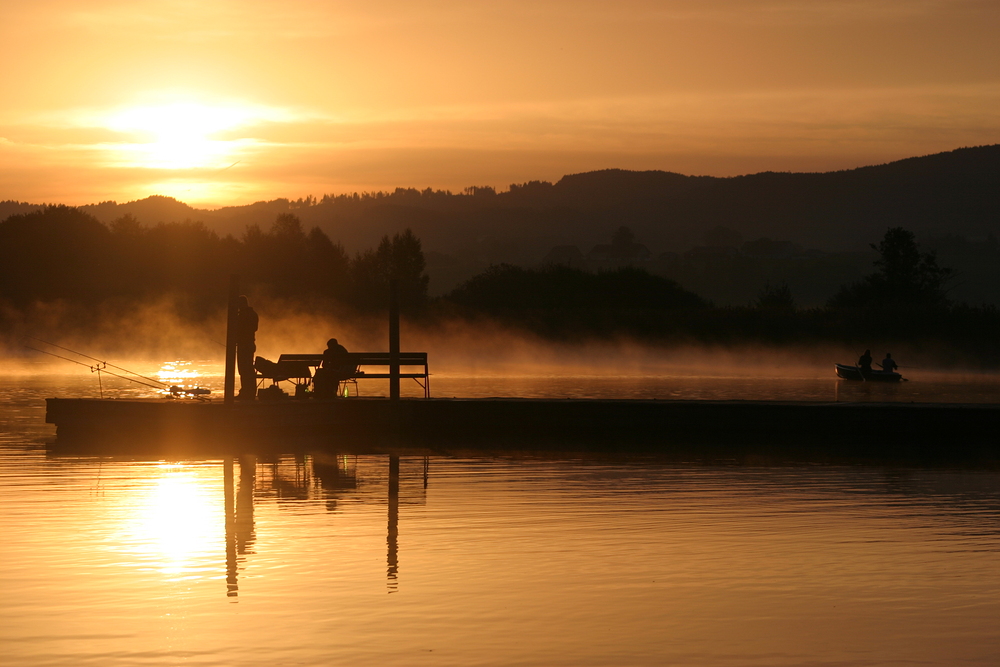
857,349 -> 873,380
236,295 -> 259,400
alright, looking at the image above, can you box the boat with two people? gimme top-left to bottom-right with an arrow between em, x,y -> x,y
834,364 -> 903,382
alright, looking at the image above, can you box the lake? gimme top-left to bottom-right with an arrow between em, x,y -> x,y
2,371 -> 999,665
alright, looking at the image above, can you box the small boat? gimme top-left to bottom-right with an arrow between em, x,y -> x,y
835,364 -> 903,382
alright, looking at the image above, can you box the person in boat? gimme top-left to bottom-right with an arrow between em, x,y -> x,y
880,352 -> 898,374
858,349 -> 873,379
314,338 -> 353,398
236,295 -> 259,400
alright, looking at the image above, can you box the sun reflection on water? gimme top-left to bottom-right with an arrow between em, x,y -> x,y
156,361 -> 202,381
115,465 -> 223,576
155,361 -> 214,399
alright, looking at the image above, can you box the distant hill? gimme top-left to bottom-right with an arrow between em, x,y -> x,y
4,145 -> 999,297
0,200 -> 44,222
79,195 -> 202,224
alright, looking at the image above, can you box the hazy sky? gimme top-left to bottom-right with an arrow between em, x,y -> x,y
2,0 -> 998,206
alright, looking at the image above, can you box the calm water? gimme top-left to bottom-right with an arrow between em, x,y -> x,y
2,373 -> 1000,666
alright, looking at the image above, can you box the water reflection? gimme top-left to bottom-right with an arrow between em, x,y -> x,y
115,464 -> 222,575
6,376 -> 1000,667
388,454 -> 399,593
223,455 -> 257,598
219,453 -> 413,597
235,455 -> 256,557
7,444 -> 1000,666
224,458 -> 237,597
313,452 -> 359,512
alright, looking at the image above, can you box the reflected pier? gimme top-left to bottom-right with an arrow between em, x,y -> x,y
224,454 -> 257,598
387,454 -> 399,592
219,452 -> 415,598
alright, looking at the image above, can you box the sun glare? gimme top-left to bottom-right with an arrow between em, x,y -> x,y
116,465 -> 223,574
157,361 -> 203,381
104,102 -> 261,169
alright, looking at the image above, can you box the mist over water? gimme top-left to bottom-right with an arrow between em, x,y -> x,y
8,360 -> 998,407
4,295 -> 995,373
5,297 -> 999,400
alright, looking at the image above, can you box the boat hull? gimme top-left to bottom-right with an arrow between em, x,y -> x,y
835,364 -> 902,382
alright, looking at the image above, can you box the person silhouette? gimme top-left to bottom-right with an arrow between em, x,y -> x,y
236,295 -> 259,400
880,352 -> 898,373
314,338 -> 353,398
858,349 -> 873,379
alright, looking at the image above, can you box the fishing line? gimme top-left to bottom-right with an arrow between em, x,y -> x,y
21,343 -> 167,391
22,336 -> 169,388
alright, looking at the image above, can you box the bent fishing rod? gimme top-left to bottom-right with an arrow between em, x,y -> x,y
20,336 -> 210,398
23,336 -> 168,387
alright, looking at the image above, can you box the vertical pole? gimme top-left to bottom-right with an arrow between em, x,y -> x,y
389,279 -> 400,401
224,275 -> 240,405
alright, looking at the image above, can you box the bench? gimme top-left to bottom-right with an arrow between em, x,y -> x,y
257,352 -> 430,398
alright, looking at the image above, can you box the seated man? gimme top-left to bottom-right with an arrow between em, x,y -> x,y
880,352 -> 898,373
313,338 -> 354,397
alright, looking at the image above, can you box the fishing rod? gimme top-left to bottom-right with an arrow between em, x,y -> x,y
21,337 -> 211,399
22,336 -> 169,389
22,341 -> 165,398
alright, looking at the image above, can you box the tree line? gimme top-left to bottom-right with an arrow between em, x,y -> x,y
1,206 -> 997,364
0,205 -> 429,316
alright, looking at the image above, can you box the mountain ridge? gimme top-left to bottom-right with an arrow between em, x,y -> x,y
2,144 -> 997,261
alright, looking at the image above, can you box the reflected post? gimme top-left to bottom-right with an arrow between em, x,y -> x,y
387,454 -> 399,592
224,456 -> 238,597
236,455 -> 256,556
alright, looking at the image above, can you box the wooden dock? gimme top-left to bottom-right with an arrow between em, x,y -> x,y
45,397 -> 1000,462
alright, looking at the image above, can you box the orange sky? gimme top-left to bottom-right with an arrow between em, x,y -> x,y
2,0 -> 999,206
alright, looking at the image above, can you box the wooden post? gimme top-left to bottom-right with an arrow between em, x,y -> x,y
224,275 -> 239,405
389,279 -> 400,401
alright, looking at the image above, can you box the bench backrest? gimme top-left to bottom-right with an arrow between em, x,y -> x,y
278,352 -> 428,368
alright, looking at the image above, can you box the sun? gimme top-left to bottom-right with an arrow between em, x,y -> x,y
105,102 -> 256,169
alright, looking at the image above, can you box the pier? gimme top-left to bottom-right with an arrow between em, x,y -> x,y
41,276 -> 1000,463
45,396 -> 1000,462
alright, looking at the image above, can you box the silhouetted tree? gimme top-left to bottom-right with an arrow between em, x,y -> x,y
265,214 -> 309,296
0,205 -> 112,305
350,229 -> 429,312
446,264 -> 705,313
829,227 -> 951,310
703,226 -> 743,248
142,220 -> 231,307
463,185 -> 497,197
109,213 -> 144,237
306,227 -> 350,301
756,281 -> 795,311
611,226 -> 636,250
106,214 -> 148,298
